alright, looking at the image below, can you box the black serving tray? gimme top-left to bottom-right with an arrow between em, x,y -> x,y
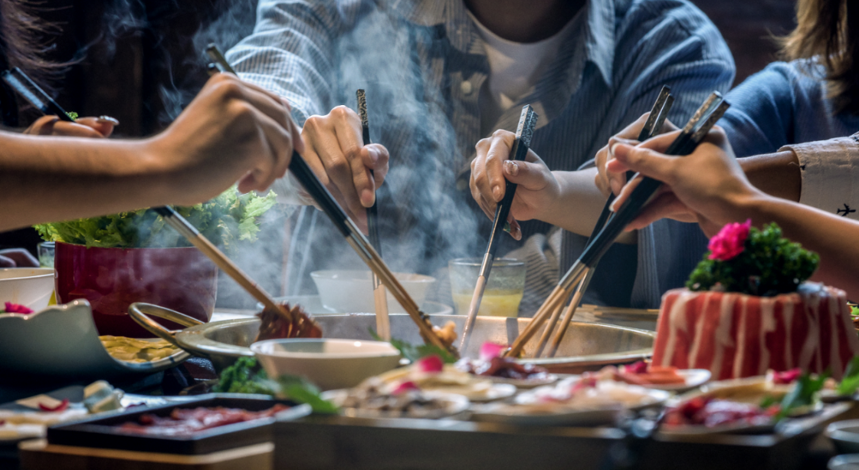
47,393 -> 308,455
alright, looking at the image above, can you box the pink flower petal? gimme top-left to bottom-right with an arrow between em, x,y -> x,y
773,368 -> 802,385
479,342 -> 506,361
708,219 -> 751,261
391,381 -> 420,395
415,355 -> 443,373
3,302 -> 33,314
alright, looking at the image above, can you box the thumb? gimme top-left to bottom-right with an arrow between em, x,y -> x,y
610,143 -> 676,185
502,160 -> 550,191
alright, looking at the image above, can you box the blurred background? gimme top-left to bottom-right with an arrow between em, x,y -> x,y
1,0 -> 798,303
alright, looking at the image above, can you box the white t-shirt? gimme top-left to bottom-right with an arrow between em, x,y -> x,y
468,11 -> 580,134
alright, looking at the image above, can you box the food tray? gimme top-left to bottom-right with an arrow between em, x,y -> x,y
47,394 -> 310,455
272,403 -> 851,470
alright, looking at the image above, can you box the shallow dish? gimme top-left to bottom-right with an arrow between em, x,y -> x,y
311,270 -> 435,314
0,268 -> 54,311
0,300 -> 189,379
323,389 -> 470,419
252,339 -> 402,391
827,420 -> 859,454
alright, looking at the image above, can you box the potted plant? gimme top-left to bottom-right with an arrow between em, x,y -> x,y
652,221 -> 859,380
35,188 -> 276,337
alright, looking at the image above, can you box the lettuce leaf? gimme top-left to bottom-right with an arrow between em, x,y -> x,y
34,187 -> 277,250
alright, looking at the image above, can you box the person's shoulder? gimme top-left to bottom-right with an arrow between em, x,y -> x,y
729,60 -> 825,101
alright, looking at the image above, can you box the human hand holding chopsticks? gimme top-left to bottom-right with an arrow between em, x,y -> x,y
24,115 -> 118,138
300,105 -> 389,232
594,112 -> 678,198
469,130 -> 560,241
608,126 -> 759,237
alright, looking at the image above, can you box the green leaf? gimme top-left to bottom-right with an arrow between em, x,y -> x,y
369,328 -> 456,364
67,111 -> 78,121
214,357 -> 275,395
838,357 -> 859,396
777,372 -> 827,420
275,375 -> 339,414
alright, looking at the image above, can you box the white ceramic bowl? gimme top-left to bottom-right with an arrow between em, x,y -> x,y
828,420 -> 859,454
310,270 -> 435,314
0,268 -> 54,311
251,339 -> 401,391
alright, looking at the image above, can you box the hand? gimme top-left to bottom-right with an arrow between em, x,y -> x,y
300,106 -> 389,231
0,248 -> 39,268
470,130 -> 560,240
608,127 -> 761,237
145,73 -> 302,206
25,115 -> 118,138
594,113 -> 677,197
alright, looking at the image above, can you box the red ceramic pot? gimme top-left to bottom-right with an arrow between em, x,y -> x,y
55,242 -> 218,337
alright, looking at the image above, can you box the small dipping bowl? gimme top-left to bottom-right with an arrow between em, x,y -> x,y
0,268 -> 55,311
311,270 -> 435,313
827,420 -> 859,454
251,339 -> 401,391
449,258 -> 525,317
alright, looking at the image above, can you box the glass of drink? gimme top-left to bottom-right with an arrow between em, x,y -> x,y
449,258 -> 525,317
38,242 -> 55,268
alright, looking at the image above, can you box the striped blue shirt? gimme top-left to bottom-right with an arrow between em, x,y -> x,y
227,0 -> 734,312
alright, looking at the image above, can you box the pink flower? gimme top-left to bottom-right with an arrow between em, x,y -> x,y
772,368 -> 802,385
2,302 -> 33,314
479,342 -> 506,361
415,355 -> 443,373
708,219 -> 752,261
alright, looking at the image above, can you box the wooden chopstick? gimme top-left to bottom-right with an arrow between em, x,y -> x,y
459,105 -> 538,352
505,92 -> 730,358
203,44 -> 453,354
357,89 -> 391,341
153,206 -> 292,321
532,87 -> 674,358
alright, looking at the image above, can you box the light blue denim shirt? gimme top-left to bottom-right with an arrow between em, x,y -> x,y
227,0 -> 734,312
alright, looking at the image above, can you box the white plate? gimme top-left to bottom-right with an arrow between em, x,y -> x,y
482,374 -> 559,389
461,383 -> 517,403
471,402 -> 624,427
642,369 -> 711,392
322,389 -> 470,419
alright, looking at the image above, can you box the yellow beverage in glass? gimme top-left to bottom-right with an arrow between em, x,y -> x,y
452,290 -> 524,317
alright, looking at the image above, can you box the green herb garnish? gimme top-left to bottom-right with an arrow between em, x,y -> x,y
369,328 -> 457,364
838,357 -> 859,396
34,187 -> 277,250
67,111 -> 78,121
777,371 -> 827,420
213,357 -> 275,395
688,223 -> 819,296
851,306 -> 859,317
273,375 -> 339,414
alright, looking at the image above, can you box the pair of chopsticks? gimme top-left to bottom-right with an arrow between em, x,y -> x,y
1,67 -> 76,122
531,86 -> 674,359
356,89 -> 390,340
2,65 -> 295,322
504,90 -> 730,358
459,105 -> 538,351
205,44 -> 455,354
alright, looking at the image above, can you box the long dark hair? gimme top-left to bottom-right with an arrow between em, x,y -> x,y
0,0 -> 60,126
780,0 -> 859,114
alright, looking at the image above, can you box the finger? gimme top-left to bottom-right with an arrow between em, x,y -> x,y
501,159 -> 549,191
469,170 -> 496,220
74,116 -> 119,137
50,121 -> 107,138
606,137 -> 638,195
506,217 -> 522,241
362,144 -> 389,187
330,107 -> 374,208
625,192 -> 695,231
24,116 -> 59,135
485,132 -> 515,202
610,142 -> 679,186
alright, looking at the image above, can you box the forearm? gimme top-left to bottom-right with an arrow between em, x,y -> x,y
0,134 -> 176,231
735,193 -> 859,298
737,150 -> 801,202
542,168 -> 636,243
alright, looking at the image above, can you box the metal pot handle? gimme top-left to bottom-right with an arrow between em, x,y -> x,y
128,302 -> 205,350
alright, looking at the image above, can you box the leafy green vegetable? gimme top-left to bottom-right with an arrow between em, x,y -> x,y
851,306 -> 859,317
838,357 -> 859,396
369,328 -> 457,364
687,223 -> 819,296
67,111 -> 78,121
34,187 -> 277,250
213,357 -> 275,395
777,371 -> 827,420
273,375 -> 339,414
214,357 -> 338,413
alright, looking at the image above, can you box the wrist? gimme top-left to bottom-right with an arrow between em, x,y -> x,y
137,136 -> 185,203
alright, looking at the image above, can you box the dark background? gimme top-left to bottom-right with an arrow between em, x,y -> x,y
2,0 -> 799,299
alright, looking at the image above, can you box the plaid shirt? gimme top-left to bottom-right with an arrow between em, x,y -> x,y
227,0 -> 734,311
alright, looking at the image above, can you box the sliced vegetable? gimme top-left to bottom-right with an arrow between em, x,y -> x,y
38,399 -> 69,412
